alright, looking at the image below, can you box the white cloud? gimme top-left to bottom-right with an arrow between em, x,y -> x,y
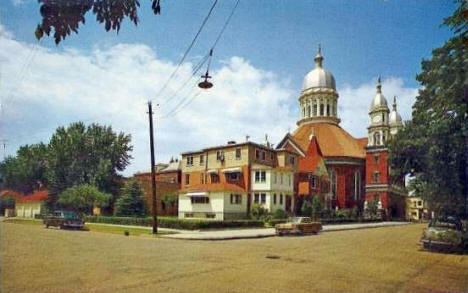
0,24 -> 418,177
338,77 -> 418,138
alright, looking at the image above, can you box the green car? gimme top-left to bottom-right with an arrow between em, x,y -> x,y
421,216 -> 467,253
43,210 -> 85,229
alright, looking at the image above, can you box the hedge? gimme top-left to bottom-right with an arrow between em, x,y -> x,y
85,216 -> 264,230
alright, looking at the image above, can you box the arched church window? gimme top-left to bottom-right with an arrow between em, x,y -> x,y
327,104 -> 330,116
374,132 -> 381,145
329,169 -> 337,199
320,104 -> 324,116
382,113 -> 385,123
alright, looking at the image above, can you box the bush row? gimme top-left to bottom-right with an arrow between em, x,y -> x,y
85,215 -> 264,230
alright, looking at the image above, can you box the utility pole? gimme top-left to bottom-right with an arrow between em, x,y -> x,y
147,102 -> 158,234
0,139 -> 7,160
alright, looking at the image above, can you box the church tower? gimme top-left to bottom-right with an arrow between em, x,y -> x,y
297,45 -> 340,126
367,77 -> 390,146
364,78 -> 405,219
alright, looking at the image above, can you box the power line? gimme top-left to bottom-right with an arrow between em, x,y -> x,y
151,0 -> 218,102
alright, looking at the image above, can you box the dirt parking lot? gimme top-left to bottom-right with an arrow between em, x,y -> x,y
1,222 -> 467,293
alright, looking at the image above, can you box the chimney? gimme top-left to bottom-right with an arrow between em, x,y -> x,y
227,140 -> 236,145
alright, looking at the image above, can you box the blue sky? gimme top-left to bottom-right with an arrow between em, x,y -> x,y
0,0 -> 457,175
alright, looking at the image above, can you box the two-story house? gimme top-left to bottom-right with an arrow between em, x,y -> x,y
178,140 -> 298,220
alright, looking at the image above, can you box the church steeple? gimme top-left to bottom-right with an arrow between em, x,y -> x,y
368,76 -> 390,147
389,96 -> 404,136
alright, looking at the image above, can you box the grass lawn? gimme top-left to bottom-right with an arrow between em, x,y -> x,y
2,222 -> 468,293
2,218 -> 173,236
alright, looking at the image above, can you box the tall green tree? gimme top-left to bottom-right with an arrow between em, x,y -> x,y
46,122 -> 132,209
57,184 -> 112,214
115,180 -> 147,217
388,0 -> 468,217
0,143 -> 48,194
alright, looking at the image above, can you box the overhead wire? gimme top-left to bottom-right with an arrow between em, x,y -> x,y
158,0 -> 241,119
151,0 -> 218,103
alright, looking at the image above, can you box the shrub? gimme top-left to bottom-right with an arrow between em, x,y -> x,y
250,204 -> 269,220
57,184 -> 112,215
272,209 -> 288,219
85,216 -> 264,230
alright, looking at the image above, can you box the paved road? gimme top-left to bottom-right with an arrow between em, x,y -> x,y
161,221 -> 410,240
3,222 -> 467,293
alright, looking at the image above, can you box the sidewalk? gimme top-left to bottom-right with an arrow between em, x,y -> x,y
161,221 -> 411,240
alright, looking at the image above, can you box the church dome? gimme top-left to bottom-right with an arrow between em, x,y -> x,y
389,96 -> 403,125
370,77 -> 388,111
302,47 -> 336,91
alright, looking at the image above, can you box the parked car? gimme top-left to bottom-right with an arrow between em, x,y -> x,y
43,210 -> 85,229
421,216 -> 467,253
275,217 -> 322,236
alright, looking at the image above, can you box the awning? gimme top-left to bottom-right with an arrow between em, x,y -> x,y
221,167 -> 242,173
186,191 -> 208,197
206,169 -> 218,174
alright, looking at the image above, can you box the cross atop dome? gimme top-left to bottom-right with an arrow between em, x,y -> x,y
314,44 -> 323,68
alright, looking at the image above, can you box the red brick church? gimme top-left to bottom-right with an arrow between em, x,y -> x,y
277,47 -> 406,218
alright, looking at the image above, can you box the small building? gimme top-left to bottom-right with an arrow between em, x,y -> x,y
133,159 -> 181,216
178,139 -> 298,220
15,190 -> 48,218
406,196 -> 430,221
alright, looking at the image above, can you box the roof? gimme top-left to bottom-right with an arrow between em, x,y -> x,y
291,122 -> 366,159
298,136 -> 324,173
181,141 -> 274,156
0,189 -> 23,199
179,183 -> 246,194
356,137 -> 368,150
16,190 -> 49,203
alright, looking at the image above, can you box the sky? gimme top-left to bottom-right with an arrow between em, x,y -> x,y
0,0 -> 456,176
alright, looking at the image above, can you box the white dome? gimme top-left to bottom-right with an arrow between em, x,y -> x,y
370,77 -> 388,111
389,110 -> 402,125
302,68 -> 336,91
302,48 -> 336,91
370,93 -> 388,110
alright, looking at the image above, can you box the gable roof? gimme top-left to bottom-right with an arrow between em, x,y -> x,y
276,133 -> 306,157
16,190 -> 49,203
298,136 -> 326,173
179,183 -> 246,194
292,122 -> 366,159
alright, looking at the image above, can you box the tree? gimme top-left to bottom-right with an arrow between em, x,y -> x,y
57,184 -> 112,214
46,122 -> 132,209
115,180 -> 147,217
35,0 -> 161,44
0,143 -> 48,194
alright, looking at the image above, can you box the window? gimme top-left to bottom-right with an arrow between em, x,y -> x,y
313,104 -> 317,116
216,150 -> 224,161
255,149 -> 260,159
273,193 -> 277,204
289,155 -> 295,165
261,193 -> 266,204
329,169 -> 337,199
206,213 -> 216,218
255,171 -> 266,183
186,156 -> 194,166
320,104 -> 324,116
310,176 -> 317,188
235,148 -> 241,159
261,151 -> 266,161
226,172 -> 240,181
280,194 -> 283,205
272,172 -> 277,183
307,105 -> 311,117
185,174 -> 190,185
418,201 -> 422,207
353,171 -> 361,200
200,155 -> 204,165
191,196 -> 209,204
270,152 -> 274,160
230,194 -> 242,204
373,172 -> 380,183
254,193 -> 260,204
374,132 -> 381,145
211,173 -> 219,183
327,104 -> 330,116
280,173 -> 283,184
185,213 -> 194,218
374,154 -> 379,164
